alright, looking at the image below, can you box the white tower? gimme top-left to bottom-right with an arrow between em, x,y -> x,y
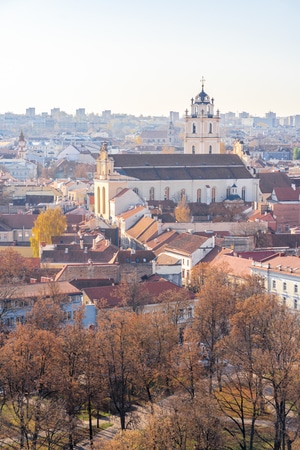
184,77 -> 221,154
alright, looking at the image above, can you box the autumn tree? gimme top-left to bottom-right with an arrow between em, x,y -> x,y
101,394 -> 224,450
209,202 -> 246,222
97,310 -> 136,430
80,328 -> 108,448
162,145 -> 175,154
118,279 -> 151,313
188,262 -> 209,293
218,294 -> 300,450
192,266 -> 236,393
0,248 -> 28,284
56,312 -> 87,450
169,338 -> 204,399
174,196 -> 191,223
130,311 -> 178,406
156,289 -> 193,326
30,207 -> 67,257
0,324 -> 61,449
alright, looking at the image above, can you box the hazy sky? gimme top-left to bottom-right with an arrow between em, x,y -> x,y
1,0 -> 299,117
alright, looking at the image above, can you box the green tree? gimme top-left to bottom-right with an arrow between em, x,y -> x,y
30,208 -> 67,257
293,147 -> 300,160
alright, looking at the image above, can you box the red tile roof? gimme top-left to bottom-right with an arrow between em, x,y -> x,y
273,186 -> 300,201
165,233 -> 210,255
83,277 -> 194,308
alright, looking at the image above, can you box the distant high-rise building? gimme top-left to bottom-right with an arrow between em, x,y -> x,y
239,111 -> 249,119
294,115 -> 300,127
51,108 -> 60,117
265,111 -> 276,119
184,77 -> 220,154
170,111 -> 179,122
76,108 -> 86,119
26,107 -> 35,117
102,110 -> 112,120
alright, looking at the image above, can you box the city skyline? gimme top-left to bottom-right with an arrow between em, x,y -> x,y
1,0 -> 299,118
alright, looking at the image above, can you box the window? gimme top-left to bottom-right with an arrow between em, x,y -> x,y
164,186 -> 169,200
187,307 -> 193,319
283,297 -> 286,305
294,299 -> 298,310
226,186 -> 231,198
197,188 -> 201,203
295,284 -> 298,294
209,123 -> 212,133
102,186 -> 106,214
242,186 -> 246,201
209,145 -> 212,154
192,145 -> 195,154
133,187 -> 139,194
180,189 -> 186,200
149,187 -> 155,201
272,280 -> 276,289
211,187 -> 216,203
192,123 -> 196,133
283,282 -> 287,291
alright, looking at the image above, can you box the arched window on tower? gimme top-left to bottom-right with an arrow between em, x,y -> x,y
164,186 -> 169,200
209,145 -> 212,154
242,186 -> 246,201
102,186 -> 106,214
97,186 -> 100,215
197,189 -> 201,203
192,123 -> 196,134
212,187 -> 216,203
192,145 -> 195,154
209,123 -> 213,134
149,187 -> 155,201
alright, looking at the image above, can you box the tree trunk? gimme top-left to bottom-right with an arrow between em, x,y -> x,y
87,396 -> 94,448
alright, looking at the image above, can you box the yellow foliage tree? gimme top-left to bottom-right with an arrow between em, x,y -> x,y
174,197 -> 191,223
162,145 -> 175,154
30,208 -> 67,257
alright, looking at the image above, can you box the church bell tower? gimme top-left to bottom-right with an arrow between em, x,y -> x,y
184,77 -> 221,154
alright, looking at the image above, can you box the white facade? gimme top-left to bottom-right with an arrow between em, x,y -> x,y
95,176 -> 258,221
251,256 -> 300,311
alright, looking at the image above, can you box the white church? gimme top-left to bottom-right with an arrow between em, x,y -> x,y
94,81 -> 259,221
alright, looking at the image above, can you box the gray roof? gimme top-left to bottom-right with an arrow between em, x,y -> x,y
112,154 -> 253,181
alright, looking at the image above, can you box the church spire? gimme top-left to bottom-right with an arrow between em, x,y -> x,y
201,75 -> 206,91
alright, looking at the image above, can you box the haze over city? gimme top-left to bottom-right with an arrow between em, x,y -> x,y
1,0 -> 299,117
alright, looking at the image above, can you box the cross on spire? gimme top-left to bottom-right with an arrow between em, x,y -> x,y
201,76 -> 206,90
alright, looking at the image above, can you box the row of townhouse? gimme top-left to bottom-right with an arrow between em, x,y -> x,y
209,249 -> 300,311
0,273 -> 196,330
